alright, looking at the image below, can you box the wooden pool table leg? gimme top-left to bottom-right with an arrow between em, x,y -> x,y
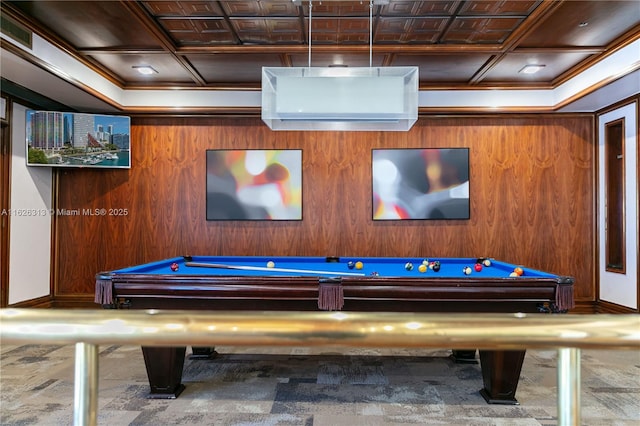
451,349 -> 478,363
190,346 -> 218,359
141,346 -> 186,399
478,349 -> 526,405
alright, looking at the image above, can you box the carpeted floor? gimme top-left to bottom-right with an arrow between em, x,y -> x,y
1,344 -> 638,425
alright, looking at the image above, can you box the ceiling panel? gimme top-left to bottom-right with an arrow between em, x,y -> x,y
187,53 -> 285,84
303,1 -> 372,16
377,17 -> 448,43
393,52 -> 494,82
142,1 -> 226,16
221,0 -> 300,16
9,1 -> 165,49
442,17 -> 525,44
88,53 -> 197,84
482,52 -> 595,83
158,18 -> 238,45
519,0 -> 640,48
458,0 -> 540,15
231,18 -> 304,44
381,1 -> 461,16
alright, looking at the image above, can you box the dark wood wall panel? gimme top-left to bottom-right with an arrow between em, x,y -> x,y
55,115 -> 595,302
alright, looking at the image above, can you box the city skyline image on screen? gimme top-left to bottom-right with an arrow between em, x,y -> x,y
25,110 -> 131,168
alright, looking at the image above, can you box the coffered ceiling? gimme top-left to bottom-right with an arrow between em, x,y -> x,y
1,0 -> 639,113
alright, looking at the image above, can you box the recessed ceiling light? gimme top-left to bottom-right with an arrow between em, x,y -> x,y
519,64 -> 546,75
132,65 -> 158,75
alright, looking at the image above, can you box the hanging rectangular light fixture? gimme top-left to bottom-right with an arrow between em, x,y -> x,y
261,0 -> 418,131
261,66 -> 418,131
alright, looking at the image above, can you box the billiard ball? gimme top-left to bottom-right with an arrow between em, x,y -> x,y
463,266 -> 472,275
483,259 -> 492,267
432,261 -> 441,272
514,267 -> 524,276
370,271 -> 379,276
405,262 -> 414,271
347,261 -> 355,269
170,262 -> 179,272
418,264 -> 427,273
355,261 -> 364,270
474,263 -> 483,272
266,260 -> 275,268
509,271 -> 519,277
422,259 -> 429,265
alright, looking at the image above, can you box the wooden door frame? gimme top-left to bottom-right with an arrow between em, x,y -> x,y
1,94 -> 11,307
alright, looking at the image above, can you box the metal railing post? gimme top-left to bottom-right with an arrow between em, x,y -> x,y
73,342 -> 99,426
557,347 -> 581,426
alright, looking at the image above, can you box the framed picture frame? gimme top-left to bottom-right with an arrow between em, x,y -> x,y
206,149 -> 302,221
372,148 -> 470,220
25,110 -> 131,168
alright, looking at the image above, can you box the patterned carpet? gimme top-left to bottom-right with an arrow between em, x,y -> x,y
1,344 -> 638,425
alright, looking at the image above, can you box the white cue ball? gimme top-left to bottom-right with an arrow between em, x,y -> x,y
267,261 -> 275,268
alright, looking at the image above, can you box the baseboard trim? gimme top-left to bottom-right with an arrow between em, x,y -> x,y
50,294 -> 99,309
596,300 -> 639,314
571,301 -> 597,314
7,295 -> 53,308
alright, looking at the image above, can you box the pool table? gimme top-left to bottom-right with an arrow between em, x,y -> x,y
96,255 -> 574,404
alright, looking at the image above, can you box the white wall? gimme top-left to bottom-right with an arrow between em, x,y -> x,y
8,103 -> 52,304
597,102 -> 638,310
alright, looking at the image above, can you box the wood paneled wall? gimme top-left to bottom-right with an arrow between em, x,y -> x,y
55,115 -> 595,303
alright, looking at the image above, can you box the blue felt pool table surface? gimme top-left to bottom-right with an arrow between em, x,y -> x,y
112,255 -> 559,279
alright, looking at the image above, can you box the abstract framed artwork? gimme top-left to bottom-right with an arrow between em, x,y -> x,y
372,148 -> 470,220
206,149 -> 302,220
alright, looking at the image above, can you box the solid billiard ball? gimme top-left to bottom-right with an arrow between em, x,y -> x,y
514,267 -> 524,276
405,262 -> 414,271
347,261 -> 355,269
474,263 -> 483,272
483,259 -> 492,267
170,262 -> 179,272
432,262 -> 441,272
463,266 -> 472,275
266,261 -> 275,268
355,261 -> 364,270
418,264 -> 427,273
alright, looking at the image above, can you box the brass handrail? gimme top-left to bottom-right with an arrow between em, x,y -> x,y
2,309 -> 639,426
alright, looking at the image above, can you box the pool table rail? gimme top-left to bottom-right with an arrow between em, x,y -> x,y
96,273 -> 574,313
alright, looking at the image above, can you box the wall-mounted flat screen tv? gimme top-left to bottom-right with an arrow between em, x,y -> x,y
25,110 -> 131,168
206,149 -> 302,220
372,148 -> 470,220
